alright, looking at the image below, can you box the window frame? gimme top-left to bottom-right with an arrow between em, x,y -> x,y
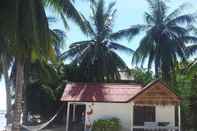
133,106 -> 156,126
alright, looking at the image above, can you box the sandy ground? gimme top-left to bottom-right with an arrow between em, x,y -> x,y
4,125 -> 66,131
41,126 -> 66,131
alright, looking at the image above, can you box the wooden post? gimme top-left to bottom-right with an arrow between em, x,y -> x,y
131,103 -> 134,131
66,103 -> 70,131
178,105 -> 181,131
72,104 -> 76,121
84,104 -> 87,131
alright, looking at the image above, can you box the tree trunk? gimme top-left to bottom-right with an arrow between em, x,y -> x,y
1,55 -> 12,125
22,60 -> 29,124
22,88 -> 28,124
12,59 -> 24,131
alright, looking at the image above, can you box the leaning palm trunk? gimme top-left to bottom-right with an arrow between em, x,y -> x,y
12,60 -> 25,131
22,60 -> 30,124
22,87 -> 27,124
1,55 -> 12,125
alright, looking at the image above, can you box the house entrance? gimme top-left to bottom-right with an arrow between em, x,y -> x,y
68,104 -> 86,131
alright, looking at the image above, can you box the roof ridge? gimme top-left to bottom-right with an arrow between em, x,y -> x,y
67,82 -> 142,86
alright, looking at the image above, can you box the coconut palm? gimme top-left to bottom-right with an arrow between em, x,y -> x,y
0,0 -> 86,130
51,29 -> 66,59
187,28 -> 197,75
44,0 -> 88,33
125,0 -> 197,81
61,0 -> 140,82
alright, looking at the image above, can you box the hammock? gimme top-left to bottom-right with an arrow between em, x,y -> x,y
22,113 -> 58,131
22,105 -> 64,131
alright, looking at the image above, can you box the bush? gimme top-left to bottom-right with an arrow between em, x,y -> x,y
92,118 -> 121,131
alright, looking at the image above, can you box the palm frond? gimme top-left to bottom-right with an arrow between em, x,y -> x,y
167,25 -> 188,36
16,0 -> 53,61
61,41 -> 92,59
69,40 -> 94,48
132,34 -> 154,66
72,44 -> 92,64
165,3 -> 191,22
51,29 -> 66,57
182,36 -> 197,44
60,13 -> 69,30
144,12 -> 155,24
146,0 -> 156,11
107,42 -> 134,53
147,50 -> 155,70
108,50 -> 128,70
186,44 -> 197,57
106,1 -> 116,15
94,0 -> 105,36
187,59 -> 197,77
147,0 -> 168,23
62,0 -> 89,34
167,13 -> 197,26
110,25 -> 146,40
81,15 -> 96,37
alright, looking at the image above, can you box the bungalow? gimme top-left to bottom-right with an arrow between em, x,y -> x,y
61,80 -> 181,131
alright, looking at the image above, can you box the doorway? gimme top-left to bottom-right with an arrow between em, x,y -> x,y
68,104 -> 86,131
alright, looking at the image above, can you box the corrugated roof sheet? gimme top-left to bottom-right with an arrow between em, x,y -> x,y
61,80 -> 181,104
61,83 -> 143,102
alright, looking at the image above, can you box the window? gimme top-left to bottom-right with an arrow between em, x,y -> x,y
134,106 -> 155,126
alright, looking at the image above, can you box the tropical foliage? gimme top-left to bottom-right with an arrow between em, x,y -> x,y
0,0 -> 87,130
25,61 -> 66,118
170,63 -> 197,131
61,0 -> 139,82
125,0 -> 197,82
129,68 -> 154,85
92,118 -> 121,131
0,0 -> 197,131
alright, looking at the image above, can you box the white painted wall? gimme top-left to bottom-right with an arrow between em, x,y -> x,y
156,105 -> 175,126
67,102 -> 176,131
84,102 -> 133,131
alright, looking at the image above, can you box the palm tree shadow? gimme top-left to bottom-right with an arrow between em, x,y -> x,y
68,83 -> 105,102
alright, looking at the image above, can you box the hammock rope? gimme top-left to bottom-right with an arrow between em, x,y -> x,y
22,105 -> 64,131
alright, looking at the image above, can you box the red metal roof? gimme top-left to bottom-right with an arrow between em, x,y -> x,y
61,83 -> 143,102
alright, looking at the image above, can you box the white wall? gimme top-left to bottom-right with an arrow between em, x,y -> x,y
156,105 -> 175,126
84,102 -> 133,131
67,102 -> 176,131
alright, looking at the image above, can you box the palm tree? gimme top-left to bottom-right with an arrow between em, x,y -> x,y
51,29 -> 66,59
187,28 -> 197,77
61,0 -> 140,82
187,59 -> 197,78
0,0 -> 87,130
125,0 -> 197,81
44,0 -> 88,33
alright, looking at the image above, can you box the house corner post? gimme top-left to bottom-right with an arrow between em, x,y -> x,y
66,102 -> 70,131
131,103 -> 134,131
178,105 -> 181,131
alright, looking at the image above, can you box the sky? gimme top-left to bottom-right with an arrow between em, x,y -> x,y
0,0 -> 197,110
0,78 -> 6,110
47,0 -> 197,66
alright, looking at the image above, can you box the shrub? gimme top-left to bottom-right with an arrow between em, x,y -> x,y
92,117 -> 121,131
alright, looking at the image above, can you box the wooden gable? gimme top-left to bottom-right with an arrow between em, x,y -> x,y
132,81 -> 181,105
